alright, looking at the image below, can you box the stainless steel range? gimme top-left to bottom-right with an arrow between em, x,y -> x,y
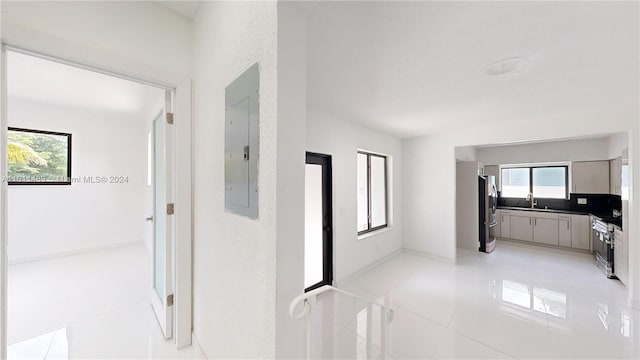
592,217 -> 616,278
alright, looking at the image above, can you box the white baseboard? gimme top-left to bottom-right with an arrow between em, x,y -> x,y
335,248 -> 403,286
191,330 -> 208,359
8,241 -> 142,266
402,248 -> 457,264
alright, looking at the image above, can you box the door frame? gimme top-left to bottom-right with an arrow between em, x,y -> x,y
305,152 -> 334,292
0,43 -> 193,356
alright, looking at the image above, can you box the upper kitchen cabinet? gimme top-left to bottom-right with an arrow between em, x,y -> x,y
571,161 -> 609,194
609,157 -> 622,195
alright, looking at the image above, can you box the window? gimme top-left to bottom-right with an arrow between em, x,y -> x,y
501,165 -> 568,199
7,127 -> 71,185
357,151 -> 388,235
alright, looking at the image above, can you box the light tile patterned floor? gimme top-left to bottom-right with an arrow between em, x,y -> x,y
311,241 -> 639,359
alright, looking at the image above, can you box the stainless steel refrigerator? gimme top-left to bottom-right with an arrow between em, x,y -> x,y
478,175 -> 497,253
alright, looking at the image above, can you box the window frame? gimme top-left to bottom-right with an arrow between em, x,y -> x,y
7,127 -> 72,185
500,164 -> 569,199
357,151 -> 389,236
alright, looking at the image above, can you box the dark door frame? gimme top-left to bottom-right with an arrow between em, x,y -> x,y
305,152 -> 333,292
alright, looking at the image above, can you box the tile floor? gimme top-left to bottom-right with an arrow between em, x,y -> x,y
8,241 -> 639,359
310,241 -> 639,359
7,245 -> 203,359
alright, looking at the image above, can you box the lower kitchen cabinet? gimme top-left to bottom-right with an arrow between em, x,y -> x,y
498,209 -> 592,252
558,216 -> 572,247
510,216 -> 533,241
500,211 -> 510,238
533,217 -> 559,245
571,215 -> 591,250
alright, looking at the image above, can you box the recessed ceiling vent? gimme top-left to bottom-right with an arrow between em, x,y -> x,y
486,57 -> 529,76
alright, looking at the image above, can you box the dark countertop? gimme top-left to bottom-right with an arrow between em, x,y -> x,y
497,206 -> 622,228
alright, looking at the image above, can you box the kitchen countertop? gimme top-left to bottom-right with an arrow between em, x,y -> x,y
497,206 -> 622,228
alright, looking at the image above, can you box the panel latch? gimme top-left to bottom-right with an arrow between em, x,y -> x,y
243,145 -> 250,161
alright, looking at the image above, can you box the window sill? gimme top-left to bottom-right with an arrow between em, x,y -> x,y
358,226 -> 392,240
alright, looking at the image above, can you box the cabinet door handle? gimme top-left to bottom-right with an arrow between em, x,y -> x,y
529,218 -> 532,225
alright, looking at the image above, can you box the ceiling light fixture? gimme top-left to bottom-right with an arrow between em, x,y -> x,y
486,57 -> 529,76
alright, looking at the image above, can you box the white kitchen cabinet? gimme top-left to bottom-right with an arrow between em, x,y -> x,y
571,214 -> 591,250
571,161 -> 610,194
500,211 -> 511,238
558,216 -> 572,247
510,215 -> 533,242
533,217 -> 559,245
614,227 -> 628,286
610,157 -> 622,195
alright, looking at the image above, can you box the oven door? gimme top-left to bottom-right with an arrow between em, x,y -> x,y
593,226 -> 615,277
593,227 -> 606,259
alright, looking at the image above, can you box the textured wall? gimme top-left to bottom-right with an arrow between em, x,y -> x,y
192,1 -> 279,358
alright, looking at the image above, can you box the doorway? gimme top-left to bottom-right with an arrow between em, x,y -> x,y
1,46 -> 183,358
304,152 -> 333,292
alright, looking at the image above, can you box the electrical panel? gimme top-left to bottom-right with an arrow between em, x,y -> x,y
225,63 -> 259,219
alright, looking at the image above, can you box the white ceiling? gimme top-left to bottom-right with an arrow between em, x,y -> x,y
157,1 -> 201,19
7,51 -> 165,121
306,1 -> 639,138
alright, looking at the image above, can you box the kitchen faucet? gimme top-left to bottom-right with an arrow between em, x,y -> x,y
526,193 -> 537,209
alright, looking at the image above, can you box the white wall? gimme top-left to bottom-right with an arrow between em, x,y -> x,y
1,1 -> 191,80
7,97 -> 146,263
476,137 -> 612,166
192,2 -> 279,358
306,110 -> 403,282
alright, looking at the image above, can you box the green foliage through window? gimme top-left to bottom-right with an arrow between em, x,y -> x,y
7,128 -> 71,184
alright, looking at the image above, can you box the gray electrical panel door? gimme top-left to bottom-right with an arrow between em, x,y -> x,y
225,63 -> 259,219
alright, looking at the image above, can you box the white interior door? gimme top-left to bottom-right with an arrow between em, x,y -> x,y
150,90 -> 174,339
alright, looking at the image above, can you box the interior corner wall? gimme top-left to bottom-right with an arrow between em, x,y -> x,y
404,135 -> 456,260
608,132 -> 630,159
456,161 -> 479,251
275,2 -> 307,358
192,1 -> 278,358
454,146 -> 477,161
7,97 -> 146,263
306,110 -> 404,282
